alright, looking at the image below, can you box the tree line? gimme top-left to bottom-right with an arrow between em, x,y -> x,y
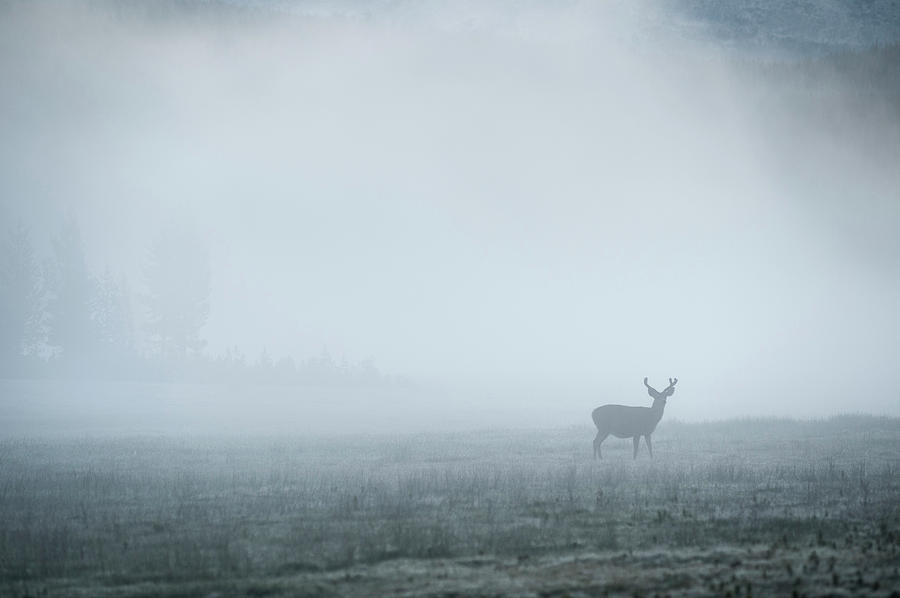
0,218 -> 393,386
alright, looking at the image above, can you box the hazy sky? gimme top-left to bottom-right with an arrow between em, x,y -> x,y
2,1 -> 899,422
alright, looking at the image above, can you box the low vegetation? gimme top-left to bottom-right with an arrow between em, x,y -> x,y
1,415 -> 899,596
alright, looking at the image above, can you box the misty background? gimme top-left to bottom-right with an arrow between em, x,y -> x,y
2,0 -> 900,434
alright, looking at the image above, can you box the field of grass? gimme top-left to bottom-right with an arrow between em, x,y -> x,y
1,415 -> 899,596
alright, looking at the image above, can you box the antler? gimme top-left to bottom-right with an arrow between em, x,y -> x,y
644,377 -> 661,399
660,377 -> 678,397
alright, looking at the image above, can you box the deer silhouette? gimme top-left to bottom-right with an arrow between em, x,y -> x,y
592,377 -> 677,459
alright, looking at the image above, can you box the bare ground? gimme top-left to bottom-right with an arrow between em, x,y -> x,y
11,544 -> 900,597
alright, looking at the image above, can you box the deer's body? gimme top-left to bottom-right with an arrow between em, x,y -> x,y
592,378 -> 676,459
592,402 -> 666,438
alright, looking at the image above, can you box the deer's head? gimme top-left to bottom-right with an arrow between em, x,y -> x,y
644,377 -> 677,403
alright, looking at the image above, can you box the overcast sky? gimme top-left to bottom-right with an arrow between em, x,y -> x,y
2,1 -> 899,423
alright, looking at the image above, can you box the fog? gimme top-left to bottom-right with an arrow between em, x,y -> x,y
2,0 -> 900,431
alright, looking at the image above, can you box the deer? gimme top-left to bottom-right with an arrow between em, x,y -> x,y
592,377 -> 677,459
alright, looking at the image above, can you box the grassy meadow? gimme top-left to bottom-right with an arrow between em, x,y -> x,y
1,416 -> 899,596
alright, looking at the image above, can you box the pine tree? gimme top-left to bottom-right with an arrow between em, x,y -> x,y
0,226 -> 43,371
94,269 -> 135,354
144,227 -> 210,361
45,218 -> 97,363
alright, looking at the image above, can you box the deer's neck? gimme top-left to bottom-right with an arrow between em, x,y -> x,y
650,398 -> 666,424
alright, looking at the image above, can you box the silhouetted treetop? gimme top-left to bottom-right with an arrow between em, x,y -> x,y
144,226 -> 210,361
45,217 -> 96,361
0,226 -> 43,367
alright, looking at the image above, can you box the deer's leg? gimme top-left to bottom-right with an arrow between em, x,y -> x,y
645,435 -> 653,458
632,436 -> 640,459
593,431 -> 608,460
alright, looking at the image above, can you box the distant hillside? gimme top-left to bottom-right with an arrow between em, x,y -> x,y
672,0 -> 900,55
83,0 -> 900,56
